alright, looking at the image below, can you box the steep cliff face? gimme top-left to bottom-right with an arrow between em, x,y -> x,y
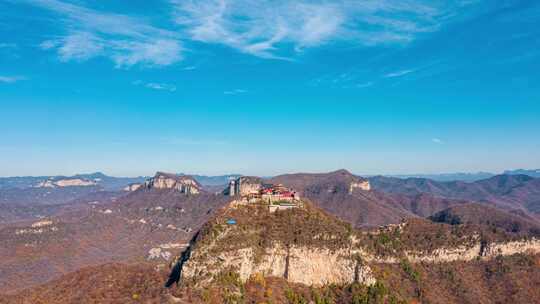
183,243 -> 376,287
145,172 -> 201,194
227,176 -> 264,196
175,202 -> 540,290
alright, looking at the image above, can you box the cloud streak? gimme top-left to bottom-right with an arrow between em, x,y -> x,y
171,0 -> 474,58
145,83 -> 177,92
28,0 -> 183,67
133,80 -> 177,92
384,69 -> 416,78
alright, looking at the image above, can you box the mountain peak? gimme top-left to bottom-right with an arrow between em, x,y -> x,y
503,169 -> 540,178
147,172 -> 202,194
154,171 -> 178,179
484,174 -> 534,185
329,169 -> 354,176
176,202 -> 376,288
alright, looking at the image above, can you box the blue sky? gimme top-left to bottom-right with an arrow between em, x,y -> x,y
1,0 -> 539,177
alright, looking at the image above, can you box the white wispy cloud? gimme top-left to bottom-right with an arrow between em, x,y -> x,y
22,0 -> 476,64
27,0 -> 183,67
170,0 -> 473,58
223,89 -> 247,95
0,76 -> 27,83
145,83 -> 177,92
51,31 -> 104,61
133,80 -> 177,92
171,0 -> 343,58
384,69 -> 416,78
182,66 -> 197,70
432,138 -> 444,144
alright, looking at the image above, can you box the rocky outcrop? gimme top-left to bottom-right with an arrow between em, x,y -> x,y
144,172 -> 201,194
483,238 -> 540,258
36,178 -> 96,188
31,220 -> 53,228
14,220 -> 59,235
227,176 -> 263,196
358,238 -> 540,264
147,243 -> 188,261
349,180 -> 371,193
123,183 -> 142,192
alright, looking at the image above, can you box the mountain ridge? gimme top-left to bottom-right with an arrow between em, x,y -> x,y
369,174 -> 540,215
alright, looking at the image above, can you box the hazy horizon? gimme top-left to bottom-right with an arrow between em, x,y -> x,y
0,167 -> 538,179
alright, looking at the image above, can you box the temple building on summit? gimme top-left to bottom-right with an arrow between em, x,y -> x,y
225,176 -> 300,209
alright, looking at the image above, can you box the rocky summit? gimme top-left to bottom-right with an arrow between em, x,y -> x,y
143,172 -> 202,194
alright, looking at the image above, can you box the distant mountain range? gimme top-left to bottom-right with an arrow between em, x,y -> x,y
383,172 -> 495,182
3,170 -> 539,224
503,169 -> 540,177
376,169 -> 540,182
2,169 -> 539,190
368,174 -> 540,214
190,169 -> 540,184
0,172 -> 240,191
0,172 -> 146,191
